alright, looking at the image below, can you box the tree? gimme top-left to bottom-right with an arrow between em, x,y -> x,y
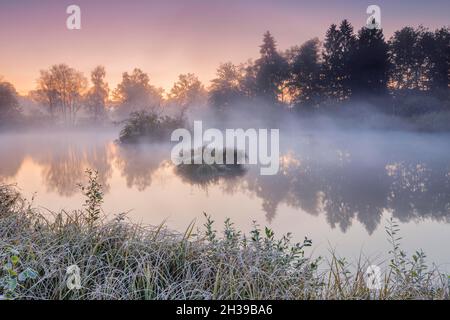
289,38 -> 323,108
85,66 -> 109,122
388,26 -> 449,116
350,28 -> 390,96
33,71 -> 59,119
322,24 -> 341,100
428,27 -> 450,91
254,31 -> 289,103
0,80 -> 21,125
390,26 -> 449,92
389,27 -> 423,90
35,64 -> 88,124
167,73 -> 207,110
322,20 -> 356,100
209,62 -> 243,110
339,20 -> 357,98
238,60 -> 258,100
113,68 -> 163,117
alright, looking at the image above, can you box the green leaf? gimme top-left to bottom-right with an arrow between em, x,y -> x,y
10,255 -> 20,265
8,269 -> 17,277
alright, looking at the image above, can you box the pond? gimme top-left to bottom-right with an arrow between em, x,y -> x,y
1,129 -> 450,270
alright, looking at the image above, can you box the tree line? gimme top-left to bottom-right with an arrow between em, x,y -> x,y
0,20 -> 449,127
209,21 -> 449,115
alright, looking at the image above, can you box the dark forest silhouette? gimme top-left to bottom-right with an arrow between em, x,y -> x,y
0,20 -> 448,129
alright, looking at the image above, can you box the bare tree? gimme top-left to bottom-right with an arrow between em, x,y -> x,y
35,64 -> 87,124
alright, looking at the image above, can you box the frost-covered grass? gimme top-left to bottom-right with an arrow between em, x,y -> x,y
0,171 -> 448,300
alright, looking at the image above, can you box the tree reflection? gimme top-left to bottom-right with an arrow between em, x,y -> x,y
0,138 -> 27,180
244,151 -> 449,233
36,141 -> 113,196
114,144 -> 169,191
177,146 -> 450,234
0,134 -> 113,197
1,134 -> 449,234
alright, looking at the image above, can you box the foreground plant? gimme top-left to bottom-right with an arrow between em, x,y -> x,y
0,175 -> 448,300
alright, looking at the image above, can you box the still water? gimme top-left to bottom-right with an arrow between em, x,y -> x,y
1,130 -> 450,269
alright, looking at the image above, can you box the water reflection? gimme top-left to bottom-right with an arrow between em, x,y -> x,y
0,138 -> 26,179
38,143 -> 113,196
176,163 -> 246,189
1,133 -> 449,234
114,144 -> 169,191
0,135 -> 113,196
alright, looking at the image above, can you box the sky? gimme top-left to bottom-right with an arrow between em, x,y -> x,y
0,0 -> 449,95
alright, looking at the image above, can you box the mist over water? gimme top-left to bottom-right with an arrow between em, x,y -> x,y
1,112 -> 450,269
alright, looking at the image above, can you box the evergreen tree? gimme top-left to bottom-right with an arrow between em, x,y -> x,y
350,28 -> 390,96
255,31 -> 289,103
322,20 -> 356,101
322,24 -> 341,100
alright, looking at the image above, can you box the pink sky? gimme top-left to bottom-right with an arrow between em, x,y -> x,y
0,0 -> 448,95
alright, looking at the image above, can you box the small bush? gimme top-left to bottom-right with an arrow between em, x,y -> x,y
118,110 -> 185,144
